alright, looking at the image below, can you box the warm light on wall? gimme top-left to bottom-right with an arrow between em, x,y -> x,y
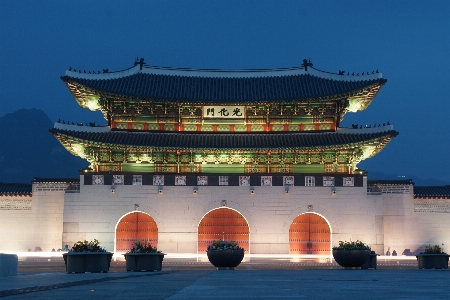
250,186 -> 255,194
193,186 -> 198,194
158,186 -> 163,194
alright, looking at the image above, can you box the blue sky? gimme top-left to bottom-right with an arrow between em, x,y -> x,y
1,1 -> 449,183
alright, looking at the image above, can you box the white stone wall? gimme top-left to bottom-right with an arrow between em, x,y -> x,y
63,177 -> 383,254
0,184 -> 65,252
382,185 -> 450,255
3,177 -> 447,255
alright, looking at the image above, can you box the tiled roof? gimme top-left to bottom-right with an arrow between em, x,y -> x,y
414,186 -> 450,197
50,128 -> 398,150
0,183 -> 32,196
368,179 -> 414,185
62,69 -> 386,103
33,178 -> 80,183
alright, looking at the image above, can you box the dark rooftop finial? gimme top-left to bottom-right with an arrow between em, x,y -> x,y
387,121 -> 390,125
301,58 -> 313,71
84,70 -> 86,73
376,69 -> 379,73
338,70 -> 345,75
74,69 -> 76,72
103,69 -> 108,73
134,57 -> 146,70
69,67 -> 72,71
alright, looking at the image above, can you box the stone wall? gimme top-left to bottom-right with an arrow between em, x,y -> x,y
0,183 -> 65,251
63,176 -> 383,254
382,186 -> 450,255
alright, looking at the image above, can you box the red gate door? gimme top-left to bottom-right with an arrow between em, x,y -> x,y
116,212 -> 158,252
289,213 -> 330,255
198,208 -> 249,254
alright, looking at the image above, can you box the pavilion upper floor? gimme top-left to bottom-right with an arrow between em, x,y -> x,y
61,59 -> 386,133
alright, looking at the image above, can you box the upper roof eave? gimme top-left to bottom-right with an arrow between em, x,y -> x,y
49,124 -> 398,151
61,60 -> 386,103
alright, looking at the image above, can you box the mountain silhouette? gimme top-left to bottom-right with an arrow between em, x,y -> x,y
0,109 -> 88,183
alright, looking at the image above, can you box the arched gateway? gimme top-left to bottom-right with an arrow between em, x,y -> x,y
289,212 -> 331,255
198,207 -> 249,254
115,212 -> 158,252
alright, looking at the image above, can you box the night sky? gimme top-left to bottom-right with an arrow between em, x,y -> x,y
1,1 -> 449,184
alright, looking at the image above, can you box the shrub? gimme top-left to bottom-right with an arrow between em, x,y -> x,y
69,239 -> 107,252
424,244 -> 444,254
332,240 -> 371,251
207,240 -> 244,251
126,240 -> 161,253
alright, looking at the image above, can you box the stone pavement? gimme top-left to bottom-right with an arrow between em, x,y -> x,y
0,256 -> 448,299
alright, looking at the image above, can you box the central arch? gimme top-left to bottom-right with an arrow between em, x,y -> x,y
115,211 -> 158,253
289,212 -> 331,255
198,207 -> 250,254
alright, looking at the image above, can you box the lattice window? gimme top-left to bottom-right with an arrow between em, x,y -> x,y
219,176 -> 229,186
305,176 -> 315,186
132,123 -> 144,130
132,175 -> 142,185
116,123 -> 128,129
323,176 -> 335,186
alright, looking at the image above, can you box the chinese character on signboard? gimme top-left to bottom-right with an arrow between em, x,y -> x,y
204,106 -> 245,119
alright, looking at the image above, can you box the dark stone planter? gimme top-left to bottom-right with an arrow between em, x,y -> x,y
416,254 -> 449,269
332,250 -> 371,268
123,253 -> 165,271
361,252 -> 378,269
207,249 -> 244,269
63,252 -> 113,273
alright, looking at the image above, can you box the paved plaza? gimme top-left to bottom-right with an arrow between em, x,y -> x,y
0,255 -> 448,299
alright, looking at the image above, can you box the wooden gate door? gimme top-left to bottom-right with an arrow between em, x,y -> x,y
116,212 -> 158,252
289,213 -> 330,255
198,208 -> 249,254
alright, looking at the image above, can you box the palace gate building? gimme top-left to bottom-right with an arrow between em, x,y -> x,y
1,59 -> 449,255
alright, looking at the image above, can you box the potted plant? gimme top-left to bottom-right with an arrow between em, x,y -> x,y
332,240 -> 371,268
62,239 -> 113,273
123,241 -> 165,272
416,245 -> 449,269
206,240 -> 245,270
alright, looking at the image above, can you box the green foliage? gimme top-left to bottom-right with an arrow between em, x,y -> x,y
126,240 -> 161,254
424,244 -> 444,254
332,240 -> 371,251
207,240 -> 244,251
69,239 -> 107,253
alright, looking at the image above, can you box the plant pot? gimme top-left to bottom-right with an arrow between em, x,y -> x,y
416,254 -> 449,269
207,249 -> 244,269
361,252 -> 378,269
332,250 -> 371,268
123,253 -> 166,271
62,252 -> 113,273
